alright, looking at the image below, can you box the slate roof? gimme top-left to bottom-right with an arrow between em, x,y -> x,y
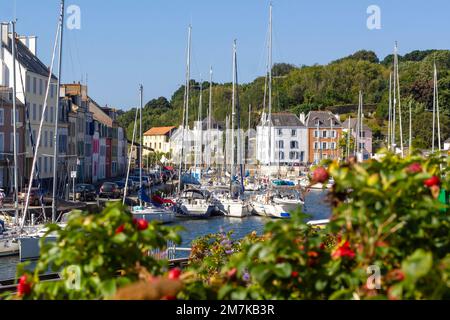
259,112 -> 304,127
305,111 -> 342,128
4,36 -> 57,79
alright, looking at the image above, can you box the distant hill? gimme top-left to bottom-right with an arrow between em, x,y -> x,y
119,49 -> 450,150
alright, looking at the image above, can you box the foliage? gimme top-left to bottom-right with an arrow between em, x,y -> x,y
9,203 -> 181,300
179,153 -> 450,300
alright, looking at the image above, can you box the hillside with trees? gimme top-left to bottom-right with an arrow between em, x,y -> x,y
118,49 -> 450,151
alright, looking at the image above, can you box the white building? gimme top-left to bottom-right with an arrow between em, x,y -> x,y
256,113 -> 308,166
1,23 -> 58,189
444,138 -> 450,151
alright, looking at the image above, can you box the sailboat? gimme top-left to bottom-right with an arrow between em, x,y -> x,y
214,40 -> 250,218
130,86 -> 175,224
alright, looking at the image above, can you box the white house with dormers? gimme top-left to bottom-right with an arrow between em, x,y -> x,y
1,23 -> 58,188
256,112 -> 308,166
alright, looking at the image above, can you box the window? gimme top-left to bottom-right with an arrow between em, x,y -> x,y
50,84 -> 54,98
278,129 -> 283,136
314,142 -> 319,150
44,157 -> 48,173
0,133 -> 4,153
291,129 -> 297,137
38,157 -> 42,172
360,131 -> 366,138
330,130 -> 336,138
331,142 -> 336,150
44,108 -> 48,122
39,105 -> 42,120
314,130 -> 319,138
50,107 -> 54,123
26,75 -> 30,92
33,77 -> 36,94
290,141 -> 298,149
322,142 -> 327,150
44,131 -> 48,147
159,143 -> 162,149
50,159 -> 53,172
50,131 -> 53,148
10,133 -> 19,153
32,104 -> 37,121
278,151 -> 284,160
0,108 -> 4,125
289,151 -> 299,160
322,130 -> 327,138
278,140 -> 284,149
39,79 -> 43,95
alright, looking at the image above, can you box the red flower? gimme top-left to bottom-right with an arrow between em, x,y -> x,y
227,268 -> 237,279
161,295 -> 177,300
375,241 -> 388,248
406,163 -> 422,174
307,251 -> 319,258
312,167 -> 329,183
331,241 -> 355,260
115,224 -> 125,235
136,219 -> 149,231
387,269 -> 405,282
424,176 -> 440,188
291,271 -> 299,278
319,242 -> 326,250
168,268 -> 182,280
17,275 -> 32,297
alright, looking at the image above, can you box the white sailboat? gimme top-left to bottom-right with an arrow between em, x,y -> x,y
130,85 -> 175,224
217,40 -> 250,218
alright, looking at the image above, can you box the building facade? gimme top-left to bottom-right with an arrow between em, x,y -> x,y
143,126 -> 176,156
305,111 -> 343,164
342,118 -> 373,160
256,113 -> 308,166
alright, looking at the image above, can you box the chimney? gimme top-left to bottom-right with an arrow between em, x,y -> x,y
299,112 -> 306,124
18,35 -> 27,47
1,22 -> 9,47
28,36 -> 37,55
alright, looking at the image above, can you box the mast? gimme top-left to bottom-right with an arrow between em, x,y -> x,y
230,40 -> 236,192
178,25 -> 191,192
123,106 -> 139,204
267,2 -> 273,167
346,116 -> 351,160
139,84 -> 143,206
433,63 -> 441,152
10,21 -> 19,223
185,25 -> 192,170
197,79 -> 203,174
408,101 -> 412,155
360,91 -> 364,156
396,43 -> 404,157
234,40 -> 245,194
392,43 -> 397,150
52,0 -> 65,222
387,72 -> 392,150
208,66 -> 213,169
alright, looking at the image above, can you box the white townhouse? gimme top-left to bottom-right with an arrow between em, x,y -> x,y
256,112 -> 308,166
1,23 -> 58,189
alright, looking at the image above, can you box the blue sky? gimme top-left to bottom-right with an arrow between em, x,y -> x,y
1,0 -> 449,110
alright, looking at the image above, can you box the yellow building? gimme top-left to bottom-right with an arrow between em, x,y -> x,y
143,126 -> 176,156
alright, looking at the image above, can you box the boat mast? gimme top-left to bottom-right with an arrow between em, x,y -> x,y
408,100 -> 412,155
10,21 -> 19,223
395,43 -> 404,157
234,40 -> 245,194
267,2 -> 273,167
230,40 -> 236,193
197,79 -> 203,175
433,62 -> 441,152
123,106 -> 139,204
52,0 -> 65,222
208,66 -> 213,169
387,72 -> 392,150
392,43 -> 397,151
139,84 -> 143,206
346,116 -> 351,160
178,25 -> 191,192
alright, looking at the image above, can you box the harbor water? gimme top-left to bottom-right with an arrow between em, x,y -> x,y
0,190 -> 331,281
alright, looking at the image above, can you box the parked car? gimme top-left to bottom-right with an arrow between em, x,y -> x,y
115,181 -> 134,195
130,176 -> 150,188
19,188 -> 51,206
73,184 -> 97,201
99,182 -> 121,199
119,178 -> 138,191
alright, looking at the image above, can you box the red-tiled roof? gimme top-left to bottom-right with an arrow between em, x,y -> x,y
144,126 -> 176,136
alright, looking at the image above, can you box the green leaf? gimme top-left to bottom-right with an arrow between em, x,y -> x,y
273,263 -> 292,278
100,279 -> 117,297
401,249 -> 433,282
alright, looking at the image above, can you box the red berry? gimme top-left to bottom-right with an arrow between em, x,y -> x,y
168,268 -> 182,280
424,176 -> 440,188
312,167 -> 329,183
115,224 -> 125,234
136,219 -> 148,231
17,275 -> 31,296
291,271 -> 299,278
331,241 -> 355,260
162,295 -> 177,300
406,163 -> 422,174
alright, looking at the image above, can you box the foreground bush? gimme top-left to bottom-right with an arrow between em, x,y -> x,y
181,153 -> 450,300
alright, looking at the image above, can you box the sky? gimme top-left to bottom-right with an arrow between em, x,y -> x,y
1,0 -> 450,110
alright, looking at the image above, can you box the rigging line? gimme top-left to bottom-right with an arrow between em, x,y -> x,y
20,16 -> 60,229
17,53 -> 46,216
